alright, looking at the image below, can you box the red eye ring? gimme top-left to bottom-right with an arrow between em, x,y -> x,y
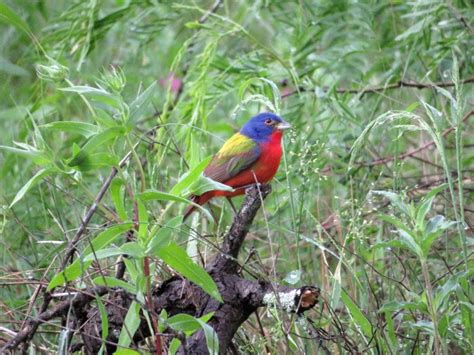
264,119 -> 273,125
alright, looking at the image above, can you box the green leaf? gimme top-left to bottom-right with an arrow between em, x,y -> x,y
196,318 -> 219,355
169,338 -> 181,355
117,301 -> 141,348
0,56 -> 29,76
434,275 -> 459,311
341,290 -> 372,338
170,156 -> 212,195
83,247 -> 123,261
9,168 -> 54,208
415,184 -> 447,231
128,81 -> 157,123
188,175 -> 235,196
0,2 -> 32,36
111,178 -> 128,221
157,242 -> 222,302
379,301 -> 428,313
138,190 -> 213,220
420,215 -> 456,256
41,121 -> 99,138
60,85 -> 122,110
136,199 -> 148,241
0,144 -> 46,164
146,215 -> 183,254
372,190 -> 412,217
47,223 -> 132,290
330,259 -> 342,309
167,313 -> 203,334
398,229 -> 423,258
68,126 -> 125,166
378,214 -> 412,235
73,152 -> 120,171
93,276 -> 136,294
114,350 -> 139,355
124,258 -> 138,284
121,242 -> 145,258
95,295 -> 109,355
167,313 -> 219,355
395,17 -> 431,41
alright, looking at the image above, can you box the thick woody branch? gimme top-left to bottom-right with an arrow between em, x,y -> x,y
213,184 -> 272,273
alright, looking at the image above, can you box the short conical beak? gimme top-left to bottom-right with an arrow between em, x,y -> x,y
276,120 -> 292,130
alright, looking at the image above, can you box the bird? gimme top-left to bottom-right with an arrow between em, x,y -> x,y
184,112 -> 291,220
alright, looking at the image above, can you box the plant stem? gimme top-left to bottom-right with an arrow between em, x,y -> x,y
420,259 -> 442,355
126,136 -> 146,193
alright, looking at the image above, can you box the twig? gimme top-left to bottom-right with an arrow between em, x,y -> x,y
282,76 -> 474,98
361,109 -> 474,167
1,287 -> 108,351
198,0 -> 222,24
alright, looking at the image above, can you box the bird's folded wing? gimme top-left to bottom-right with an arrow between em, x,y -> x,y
204,133 -> 261,183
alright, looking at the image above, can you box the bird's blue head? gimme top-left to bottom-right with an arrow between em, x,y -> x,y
240,112 -> 291,143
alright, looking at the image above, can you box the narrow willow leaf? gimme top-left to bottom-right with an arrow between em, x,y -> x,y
372,190 -> 411,217
129,81 -> 157,123
167,313 -> 219,355
169,338 -> 181,354
68,126 -> 125,166
96,295 -> 109,355
111,178 -> 128,221
136,199 -> 148,241
146,215 -> 183,254
138,190 -> 213,220
60,85 -> 122,109
188,175 -> 234,196
157,242 -> 222,302
0,56 -> 29,76
47,223 -> 132,290
117,301 -> 141,348
114,349 -> 139,355
379,301 -> 428,314
0,2 -> 32,36
398,229 -> 423,258
121,242 -> 145,258
41,121 -> 99,138
170,156 -> 212,195
9,168 -> 54,208
83,247 -> 123,261
330,259 -> 342,309
341,290 -> 372,338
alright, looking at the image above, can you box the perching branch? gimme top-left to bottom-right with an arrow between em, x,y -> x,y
83,185 -> 319,353
2,184 -> 319,354
213,184 -> 272,273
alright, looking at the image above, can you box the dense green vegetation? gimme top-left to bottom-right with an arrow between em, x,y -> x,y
1,0 -> 473,353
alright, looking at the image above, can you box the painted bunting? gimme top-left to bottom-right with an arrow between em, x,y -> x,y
184,112 -> 291,220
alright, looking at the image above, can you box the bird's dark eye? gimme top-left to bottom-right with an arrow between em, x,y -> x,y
264,119 -> 273,125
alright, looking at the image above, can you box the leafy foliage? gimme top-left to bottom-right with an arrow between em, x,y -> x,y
0,0 -> 473,353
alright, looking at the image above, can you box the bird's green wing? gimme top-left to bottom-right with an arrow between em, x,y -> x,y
204,133 -> 261,183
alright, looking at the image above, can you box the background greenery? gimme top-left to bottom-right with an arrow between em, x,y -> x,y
0,0 -> 473,353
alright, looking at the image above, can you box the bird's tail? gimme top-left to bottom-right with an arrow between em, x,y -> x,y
183,193 -> 213,221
